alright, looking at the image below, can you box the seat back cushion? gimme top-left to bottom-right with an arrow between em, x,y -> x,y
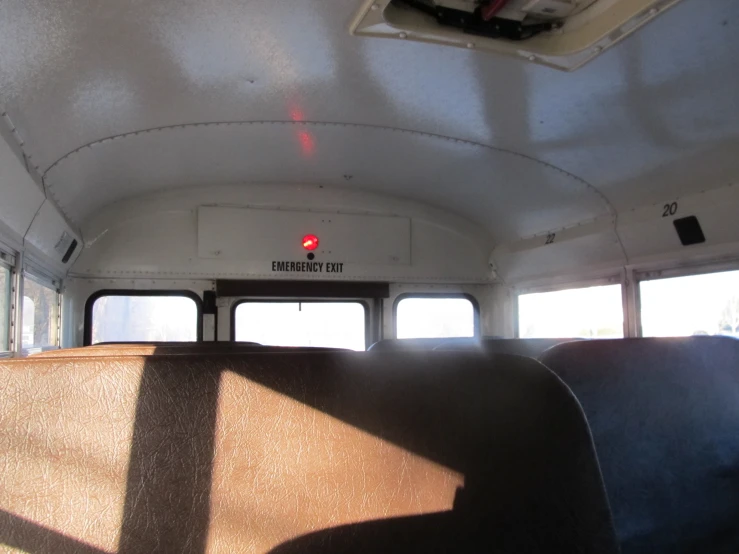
541,337 -> 739,554
437,338 -> 579,358
1,351 -> 617,553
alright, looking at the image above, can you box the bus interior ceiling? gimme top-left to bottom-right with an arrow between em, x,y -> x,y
0,0 -> 737,344
3,2 -> 739,554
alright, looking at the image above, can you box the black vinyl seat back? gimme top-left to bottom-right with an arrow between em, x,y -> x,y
540,337 -> 739,554
367,337 -> 484,352
436,337 -> 580,357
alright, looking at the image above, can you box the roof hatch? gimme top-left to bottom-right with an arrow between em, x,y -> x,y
350,0 -> 684,70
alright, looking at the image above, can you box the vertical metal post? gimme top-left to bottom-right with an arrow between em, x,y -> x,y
372,296 -> 384,344
56,279 -> 62,347
11,251 -> 23,355
622,266 -> 640,338
216,297 -> 231,341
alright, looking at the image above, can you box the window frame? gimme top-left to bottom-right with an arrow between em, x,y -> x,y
635,262 -> 739,338
21,270 -> 61,352
392,293 -> 481,339
514,277 -> 624,339
0,259 -> 12,354
83,289 -> 204,346
230,298 -> 371,349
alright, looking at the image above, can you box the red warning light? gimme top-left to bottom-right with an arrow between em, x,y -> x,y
302,235 -> 319,251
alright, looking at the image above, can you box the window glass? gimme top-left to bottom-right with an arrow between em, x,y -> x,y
396,297 -> 475,339
640,270 -> 739,337
91,294 -> 198,344
22,278 -> 59,349
0,265 -> 10,351
518,284 -> 624,339
234,302 -> 366,350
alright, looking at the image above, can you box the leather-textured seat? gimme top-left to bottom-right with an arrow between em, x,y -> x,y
540,337 -> 739,554
32,343 -> 347,357
368,337 -> 578,358
93,341 -> 262,347
367,337 -> 484,352
435,337 -> 580,357
0,351 -> 618,553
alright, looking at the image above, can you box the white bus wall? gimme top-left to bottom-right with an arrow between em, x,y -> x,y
0,128 -> 45,248
68,185 -> 493,284
483,284 -> 516,338
0,126 -> 83,277
492,182 -> 739,284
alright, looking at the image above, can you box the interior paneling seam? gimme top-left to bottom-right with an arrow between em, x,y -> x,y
42,120 -> 603,193
41,120 -> 624,249
2,107 -> 87,250
22,197 -> 46,239
1,108 -> 45,195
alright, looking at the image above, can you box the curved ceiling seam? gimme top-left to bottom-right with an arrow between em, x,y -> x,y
1,108 -> 46,238
42,120 -> 601,193
40,119 -> 624,249
612,212 -> 630,264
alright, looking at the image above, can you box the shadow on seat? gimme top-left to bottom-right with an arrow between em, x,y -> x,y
541,337 -> 739,554
0,351 -> 618,553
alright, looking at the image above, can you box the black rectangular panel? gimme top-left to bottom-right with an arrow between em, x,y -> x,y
673,216 -> 706,246
61,239 -> 78,264
216,280 -> 390,299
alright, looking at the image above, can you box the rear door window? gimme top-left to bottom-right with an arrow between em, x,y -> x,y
640,270 -> 739,337
234,301 -> 367,350
395,296 -> 477,339
89,293 -> 199,344
518,284 -> 624,339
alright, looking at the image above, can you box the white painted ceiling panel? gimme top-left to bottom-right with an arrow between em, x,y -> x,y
494,230 -> 626,283
71,188 -> 491,282
0,131 -> 44,242
0,0 -> 737,248
617,184 -> 739,261
44,123 -> 608,241
24,199 -> 82,274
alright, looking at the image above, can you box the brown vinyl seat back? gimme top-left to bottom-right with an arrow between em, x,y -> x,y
32,343 -> 347,357
0,352 -> 618,553
93,341 -> 262,347
540,337 -> 739,554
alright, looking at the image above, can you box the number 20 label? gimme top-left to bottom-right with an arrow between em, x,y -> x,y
662,202 -> 678,217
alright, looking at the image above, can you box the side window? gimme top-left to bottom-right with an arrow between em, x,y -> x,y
518,284 -> 624,339
0,263 -> 10,352
233,301 -> 367,350
395,296 -> 477,339
88,293 -> 200,344
22,277 -> 60,349
640,270 -> 739,337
